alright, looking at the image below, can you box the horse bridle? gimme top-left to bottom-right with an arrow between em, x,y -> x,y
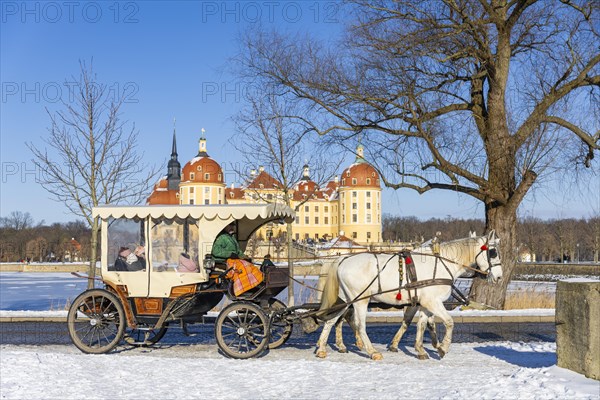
475,239 -> 502,281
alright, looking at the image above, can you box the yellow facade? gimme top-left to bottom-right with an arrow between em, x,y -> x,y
149,134 -> 382,245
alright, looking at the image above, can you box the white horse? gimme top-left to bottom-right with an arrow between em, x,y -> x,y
316,231 -> 502,360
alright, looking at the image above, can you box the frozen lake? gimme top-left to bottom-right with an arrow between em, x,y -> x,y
0,272 -> 562,312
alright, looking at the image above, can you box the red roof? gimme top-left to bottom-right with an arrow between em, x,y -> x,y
246,171 -> 282,190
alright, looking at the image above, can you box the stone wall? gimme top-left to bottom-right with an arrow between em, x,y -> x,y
556,279 -> 600,380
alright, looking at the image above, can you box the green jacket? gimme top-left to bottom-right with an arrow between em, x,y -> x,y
211,233 -> 245,262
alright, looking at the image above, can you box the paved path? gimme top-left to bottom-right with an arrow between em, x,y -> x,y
0,320 -> 556,348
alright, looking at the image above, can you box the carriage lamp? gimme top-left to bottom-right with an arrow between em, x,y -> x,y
203,254 -> 215,271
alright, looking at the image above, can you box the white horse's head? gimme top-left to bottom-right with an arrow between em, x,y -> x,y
475,230 -> 503,283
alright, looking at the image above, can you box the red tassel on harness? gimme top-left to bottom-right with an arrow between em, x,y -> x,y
405,256 -> 412,264
396,292 -> 402,300
480,244 -> 488,250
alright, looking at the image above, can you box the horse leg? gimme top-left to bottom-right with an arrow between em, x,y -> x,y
414,309 -> 430,360
388,305 -> 418,352
425,301 -> 454,358
342,307 -> 364,350
427,313 -> 439,349
316,310 -> 346,359
351,300 -> 382,360
334,315 -> 348,353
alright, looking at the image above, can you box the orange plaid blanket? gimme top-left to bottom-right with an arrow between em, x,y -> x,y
226,259 -> 264,296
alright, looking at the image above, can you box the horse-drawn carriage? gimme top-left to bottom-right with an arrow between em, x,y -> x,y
67,203 -> 504,360
67,203 -> 297,359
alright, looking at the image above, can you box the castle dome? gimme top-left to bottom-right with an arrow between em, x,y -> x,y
181,156 -> 224,184
340,163 -> 380,188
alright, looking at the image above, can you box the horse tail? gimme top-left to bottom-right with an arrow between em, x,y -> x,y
317,257 -> 342,318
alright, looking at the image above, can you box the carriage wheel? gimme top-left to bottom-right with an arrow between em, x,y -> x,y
268,298 -> 293,349
215,301 -> 269,359
124,323 -> 169,347
67,289 -> 125,354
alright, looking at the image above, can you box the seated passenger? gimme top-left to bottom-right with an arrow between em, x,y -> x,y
177,253 -> 198,273
115,246 -> 145,272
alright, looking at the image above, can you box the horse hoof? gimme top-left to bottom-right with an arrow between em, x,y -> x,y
371,352 -> 383,361
417,353 -> 429,360
338,348 -> 348,354
316,351 -> 328,359
438,348 -> 446,358
388,346 -> 398,353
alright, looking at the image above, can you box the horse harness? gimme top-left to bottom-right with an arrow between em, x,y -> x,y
397,251 -> 454,306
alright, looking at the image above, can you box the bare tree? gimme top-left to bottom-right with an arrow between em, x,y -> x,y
0,211 -> 34,230
239,1 -> 599,307
28,62 -> 159,287
231,89 -> 339,306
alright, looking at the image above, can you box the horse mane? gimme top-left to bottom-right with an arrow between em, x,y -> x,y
435,236 -> 483,266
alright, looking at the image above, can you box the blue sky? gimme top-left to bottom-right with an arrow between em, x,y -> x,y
1,1 -> 598,224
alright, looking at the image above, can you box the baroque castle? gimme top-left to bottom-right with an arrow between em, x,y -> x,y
147,130 -> 382,245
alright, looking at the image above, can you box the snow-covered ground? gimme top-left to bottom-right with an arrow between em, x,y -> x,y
1,273 -> 598,399
1,341 -> 598,399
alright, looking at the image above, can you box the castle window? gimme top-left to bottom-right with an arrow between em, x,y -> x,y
305,216 -> 309,224
305,205 -> 309,212
366,202 -> 371,209
367,232 -> 371,240
315,217 -> 319,224
352,178 -> 357,185
190,172 -> 195,180
346,171 -> 350,177
324,216 -> 329,224
197,166 -> 202,172
189,199 -> 194,205
366,178 -> 371,185
352,191 -> 357,197
267,194 -> 273,200
352,203 -> 357,210
352,232 -> 357,239
372,172 -> 375,177
230,192 -> 234,198
295,216 -> 300,224
352,214 -> 357,223
204,173 -> 210,180
315,206 -> 319,212
204,199 -> 209,205
259,184 -> 264,189
190,187 -> 194,194
324,206 -> 328,213
366,214 -> 372,223
342,179 -> 346,185
218,173 -> 222,181
366,191 -> 371,197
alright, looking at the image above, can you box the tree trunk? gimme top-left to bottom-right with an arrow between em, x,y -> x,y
286,222 -> 294,307
470,204 -> 518,309
87,217 -> 99,289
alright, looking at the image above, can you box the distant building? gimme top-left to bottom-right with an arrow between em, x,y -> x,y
147,129 -> 382,245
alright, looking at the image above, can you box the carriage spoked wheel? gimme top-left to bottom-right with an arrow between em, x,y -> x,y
267,298 -> 293,349
215,301 -> 269,359
124,323 -> 169,347
67,289 -> 125,354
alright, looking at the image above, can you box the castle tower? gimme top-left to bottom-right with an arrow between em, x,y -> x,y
337,143 -> 382,243
167,126 -> 181,191
179,129 -> 226,205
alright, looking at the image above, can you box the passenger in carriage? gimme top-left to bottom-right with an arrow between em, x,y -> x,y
114,246 -> 145,271
177,252 -> 199,273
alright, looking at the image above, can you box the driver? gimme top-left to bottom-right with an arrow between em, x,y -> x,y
211,221 -> 248,264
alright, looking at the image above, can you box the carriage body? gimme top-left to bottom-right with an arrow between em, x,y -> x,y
67,204 -> 295,358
